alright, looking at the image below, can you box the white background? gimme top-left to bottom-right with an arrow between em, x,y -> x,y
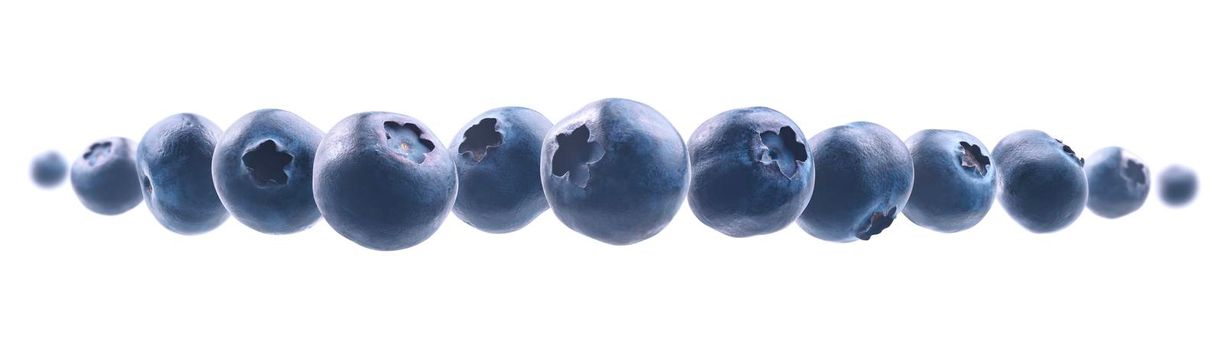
1,1 -> 1218,349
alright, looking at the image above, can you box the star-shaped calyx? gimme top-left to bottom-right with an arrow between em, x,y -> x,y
551,125 -> 605,188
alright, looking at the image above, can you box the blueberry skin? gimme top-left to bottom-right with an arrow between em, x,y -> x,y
903,130 -> 996,233
541,98 -> 689,245
687,107 -> 814,238
993,130 -> 1087,233
213,109 -> 323,234
70,138 -> 143,215
314,112 -> 457,251
1084,147 -> 1150,218
797,122 -> 913,242
136,113 -> 230,235
31,151 -> 67,188
1159,165 -> 1198,207
449,107 -> 553,233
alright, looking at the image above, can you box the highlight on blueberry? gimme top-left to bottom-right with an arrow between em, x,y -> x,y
1084,147 -> 1150,219
449,107 -> 553,233
1158,165 -> 1198,207
687,107 -> 814,238
136,113 -> 230,234
313,112 -> 457,251
213,109 -> 323,234
541,98 -> 689,245
902,129 -> 996,233
797,122 -> 914,242
993,130 -> 1087,233
70,137 -> 143,215
31,150 -> 68,188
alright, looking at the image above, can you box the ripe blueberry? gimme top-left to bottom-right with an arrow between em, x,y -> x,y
797,122 -> 913,242
903,130 -> 996,233
687,107 -> 814,237
1158,165 -> 1198,207
449,107 -> 552,233
31,151 -> 67,188
70,137 -> 143,215
541,98 -> 689,245
213,109 -> 323,234
314,112 -> 457,251
1084,147 -> 1149,218
136,113 -> 230,234
993,130 -> 1087,233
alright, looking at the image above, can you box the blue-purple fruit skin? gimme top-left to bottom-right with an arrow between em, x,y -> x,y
449,107 -> 552,233
541,98 -> 689,245
213,109 -> 323,234
993,130 -> 1087,233
1084,147 -> 1149,219
314,112 -> 457,251
1159,165 -> 1198,207
137,113 -> 229,234
31,151 -> 67,188
70,138 -> 143,215
903,130 -> 996,233
797,122 -> 914,242
687,107 -> 814,238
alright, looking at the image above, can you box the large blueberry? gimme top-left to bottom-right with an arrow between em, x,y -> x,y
449,107 -> 552,233
213,109 -> 323,234
136,113 -> 229,234
70,137 -> 143,215
314,112 -> 457,251
1084,147 -> 1149,218
1158,165 -> 1198,207
902,129 -> 996,233
993,130 -> 1087,233
541,98 -> 689,245
797,122 -> 913,242
31,151 -> 67,188
687,107 -> 814,238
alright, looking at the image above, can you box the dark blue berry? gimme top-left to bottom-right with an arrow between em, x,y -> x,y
1084,147 -> 1149,218
687,107 -> 814,237
903,130 -> 996,233
1158,165 -> 1198,207
449,107 -> 552,233
313,112 -> 457,251
541,98 -> 689,245
213,109 -> 323,234
993,130 -> 1087,233
136,113 -> 230,234
70,138 -> 142,215
31,151 -> 67,188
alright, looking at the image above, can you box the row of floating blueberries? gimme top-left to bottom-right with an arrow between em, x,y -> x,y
30,98 -> 1199,250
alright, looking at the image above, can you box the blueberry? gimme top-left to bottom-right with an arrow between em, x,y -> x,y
797,122 -> 913,242
212,109 -> 323,234
449,107 -> 553,233
136,113 -> 229,234
687,107 -> 814,237
1084,147 -> 1150,218
31,151 -> 67,188
1158,165 -> 1198,207
541,98 -> 689,245
993,130 -> 1087,233
70,138 -> 143,215
313,112 -> 457,251
902,130 -> 996,233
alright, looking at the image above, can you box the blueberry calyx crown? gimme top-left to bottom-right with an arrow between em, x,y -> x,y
551,124 -> 605,188
242,140 -> 293,186
958,141 -> 990,176
1055,139 -> 1084,166
83,141 -> 113,166
458,118 -> 503,163
384,121 -> 435,164
758,126 -> 808,179
856,207 -> 898,241
1122,158 -> 1147,187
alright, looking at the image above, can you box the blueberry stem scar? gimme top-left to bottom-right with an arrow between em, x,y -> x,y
458,118 -> 503,162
